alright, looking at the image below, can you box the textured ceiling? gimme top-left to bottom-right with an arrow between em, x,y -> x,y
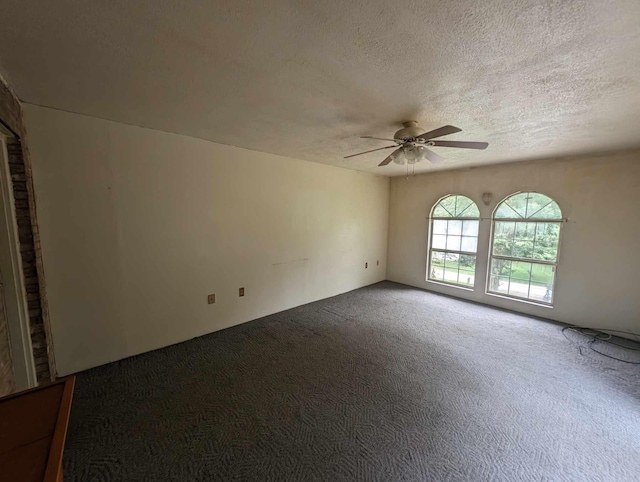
1,0 -> 639,176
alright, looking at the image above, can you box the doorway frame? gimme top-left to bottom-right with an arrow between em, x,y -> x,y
0,128 -> 36,390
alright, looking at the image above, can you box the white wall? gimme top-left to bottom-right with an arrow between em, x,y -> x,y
388,150 -> 640,334
23,105 -> 389,375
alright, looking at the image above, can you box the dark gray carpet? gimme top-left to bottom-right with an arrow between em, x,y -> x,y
64,281 -> 640,481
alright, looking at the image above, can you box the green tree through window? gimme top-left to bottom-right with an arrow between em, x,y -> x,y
489,192 -> 562,304
427,195 -> 480,288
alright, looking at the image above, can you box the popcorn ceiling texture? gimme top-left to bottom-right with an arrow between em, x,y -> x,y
1,0 -> 639,176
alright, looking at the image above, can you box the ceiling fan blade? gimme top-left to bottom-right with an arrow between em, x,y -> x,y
417,125 -> 462,141
344,145 -> 397,159
361,136 -> 400,143
379,148 -> 402,166
430,140 -> 488,150
423,148 -> 445,164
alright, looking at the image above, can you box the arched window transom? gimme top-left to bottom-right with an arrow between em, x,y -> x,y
427,195 -> 480,288
488,192 -> 562,304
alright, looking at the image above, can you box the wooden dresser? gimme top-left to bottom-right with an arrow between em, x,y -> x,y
0,376 -> 75,481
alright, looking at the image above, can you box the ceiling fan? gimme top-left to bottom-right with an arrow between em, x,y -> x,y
345,121 -> 488,166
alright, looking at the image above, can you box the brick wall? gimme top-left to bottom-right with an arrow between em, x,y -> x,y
0,76 -> 54,383
6,139 -> 52,382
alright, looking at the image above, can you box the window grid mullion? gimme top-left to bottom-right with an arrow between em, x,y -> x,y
431,248 -> 478,257
491,255 -> 557,266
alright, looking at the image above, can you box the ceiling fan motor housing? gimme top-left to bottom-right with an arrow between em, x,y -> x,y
394,121 -> 423,140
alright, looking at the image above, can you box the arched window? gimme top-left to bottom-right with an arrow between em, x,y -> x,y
488,192 -> 562,304
427,195 -> 480,288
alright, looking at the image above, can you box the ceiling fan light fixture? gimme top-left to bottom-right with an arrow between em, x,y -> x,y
404,145 -> 418,163
404,145 -> 430,164
391,149 -> 405,165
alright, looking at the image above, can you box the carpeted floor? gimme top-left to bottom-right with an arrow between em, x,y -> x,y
64,281 -> 640,481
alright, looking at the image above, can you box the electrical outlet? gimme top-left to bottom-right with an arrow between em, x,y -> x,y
365,262 -> 368,269
377,260 -> 380,266
239,287 -> 245,297
207,294 -> 216,304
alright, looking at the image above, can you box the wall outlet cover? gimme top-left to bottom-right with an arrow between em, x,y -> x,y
239,287 -> 245,297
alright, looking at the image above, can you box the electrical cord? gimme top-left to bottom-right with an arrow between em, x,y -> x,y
562,326 -> 640,364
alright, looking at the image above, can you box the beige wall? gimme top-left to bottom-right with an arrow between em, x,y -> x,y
388,150 -> 640,334
23,104 -> 389,375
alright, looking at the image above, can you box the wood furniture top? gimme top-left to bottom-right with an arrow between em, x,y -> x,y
0,376 -> 75,482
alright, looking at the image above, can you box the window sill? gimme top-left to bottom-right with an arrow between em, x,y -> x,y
485,291 -> 553,308
426,279 -> 474,292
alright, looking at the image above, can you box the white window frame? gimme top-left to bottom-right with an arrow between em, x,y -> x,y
486,191 -> 563,306
426,195 -> 480,290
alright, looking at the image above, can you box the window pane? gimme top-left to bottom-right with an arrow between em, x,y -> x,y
509,261 -> 532,298
439,196 -> 458,216
514,222 -> 533,240
433,220 -> 448,235
430,251 -> 476,288
493,236 -> 513,257
525,193 -> 550,218
448,220 -> 462,236
432,235 -> 446,249
461,236 -> 477,252
458,254 -> 476,287
493,221 -> 515,256
514,240 -> 534,259
457,199 -> 480,217
444,268 -> 459,284
529,264 -> 555,303
489,256 -> 556,304
458,272 -> 474,287
433,195 -> 480,219
495,202 -> 521,219
431,251 -> 445,263
459,254 -> 475,266
444,252 -> 460,267
489,259 -> 511,293
494,221 -> 515,239
462,220 -> 479,236
446,235 -> 461,251
525,193 -> 562,219
495,192 -> 562,220
533,202 -> 562,220
433,205 -> 452,218
429,251 -> 445,280
532,223 -> 560,261
495,193 -> 528,218
444,253 -> 460,284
